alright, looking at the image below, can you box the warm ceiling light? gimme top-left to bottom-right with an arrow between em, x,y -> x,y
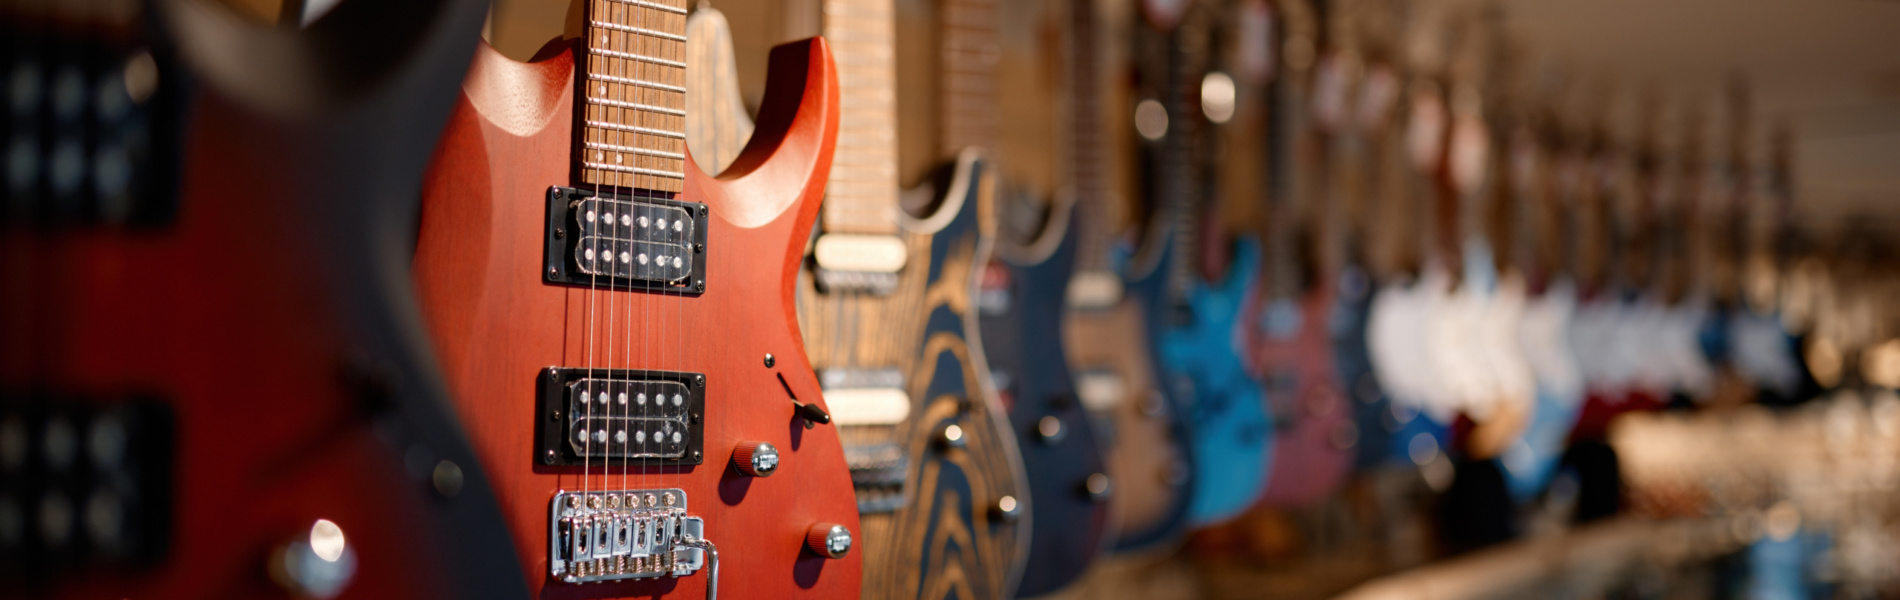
1201,72 -> 1237,124
1135,99 -> 1169,141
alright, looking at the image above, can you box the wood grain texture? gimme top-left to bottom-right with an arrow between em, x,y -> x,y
979,200 -> 1111,596
684,5 -> 755,175
412,37 -> 862,598
797,152 -> 1030,600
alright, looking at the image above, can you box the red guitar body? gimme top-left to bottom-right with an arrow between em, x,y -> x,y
4,0 -> 527,596
412,37 -> 862,598
1245,281 -> 1353,508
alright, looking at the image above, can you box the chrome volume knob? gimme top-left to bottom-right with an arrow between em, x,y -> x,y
270,519 -> 357,599
806,523 -> 853,559
731,441 -> 779,477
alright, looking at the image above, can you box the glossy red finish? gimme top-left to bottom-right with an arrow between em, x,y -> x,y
411,37 -> 861,598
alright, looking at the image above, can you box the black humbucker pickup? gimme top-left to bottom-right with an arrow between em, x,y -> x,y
544,186 -> 708,294
537,368 -> 704,467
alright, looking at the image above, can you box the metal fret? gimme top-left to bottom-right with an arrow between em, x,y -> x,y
586,97 -> 688,116
587,72 -> 687,94
585,120 -> 687,139
584,141 -> 687,160
588,47 -> 687,69
603,0 -> 687,14
589,20 -> 688,42
582,162 -> 687,179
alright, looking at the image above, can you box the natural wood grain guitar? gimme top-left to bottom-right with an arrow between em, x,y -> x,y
0,0 -> 527,596
793,0 -> 1029,597
410,1 -> 863,596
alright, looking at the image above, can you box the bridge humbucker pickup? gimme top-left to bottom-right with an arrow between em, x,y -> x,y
538,368 -> 705,466
545,186 -> 708,294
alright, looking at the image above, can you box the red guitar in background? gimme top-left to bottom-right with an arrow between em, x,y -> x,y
1,0 -> 527,597
410,0 -> 862,597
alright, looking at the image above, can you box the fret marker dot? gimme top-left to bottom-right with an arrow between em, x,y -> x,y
616,155 -> 623,164
599,86 -> 606,94
597,152 -> 605,160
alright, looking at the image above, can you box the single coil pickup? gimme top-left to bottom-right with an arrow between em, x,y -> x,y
567,378 -> 690,419
814,268 -> 900,296
574,237 -> 694,282
817,367 -> 904,391
566,417 -> 690,459
548,489 -> 708,584
544,187 -> 707,294
574,198 -> 694,245
538,368 -> 704,467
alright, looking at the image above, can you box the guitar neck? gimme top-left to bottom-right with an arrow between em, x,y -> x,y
578,0 -> 690,194
821,0 -> 901,234
1069,0 -> 1112,270
1158,21 -> 1207,300
941,0 -> 999,157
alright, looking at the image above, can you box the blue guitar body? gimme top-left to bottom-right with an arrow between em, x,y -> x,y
1154,236 -> 1274,526
979,204 -> 1110,595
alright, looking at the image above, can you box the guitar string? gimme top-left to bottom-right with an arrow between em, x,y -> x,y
581,0 -> 600,556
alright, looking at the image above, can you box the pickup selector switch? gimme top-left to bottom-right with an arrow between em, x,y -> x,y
731,441 -> 778,477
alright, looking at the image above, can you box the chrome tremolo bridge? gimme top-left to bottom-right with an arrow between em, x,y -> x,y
550,488 -> 716,596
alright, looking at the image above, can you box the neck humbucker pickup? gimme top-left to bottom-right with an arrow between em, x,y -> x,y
545,186 -> 708,294
549,488 -> 715,589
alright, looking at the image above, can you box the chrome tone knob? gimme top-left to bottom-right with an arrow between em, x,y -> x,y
1082,472 -> 1111,502
990,495 -> 1022,524
1035,416 -> 1064,444
805,523 -> 853,559
270,519 -> 357,599
1138,390 -> 1166,417
731,441 -> 779,477
936,423 -> 965,449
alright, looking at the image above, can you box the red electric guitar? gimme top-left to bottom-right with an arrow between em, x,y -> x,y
1,0 -> 527,597
410,0 -> 862,597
